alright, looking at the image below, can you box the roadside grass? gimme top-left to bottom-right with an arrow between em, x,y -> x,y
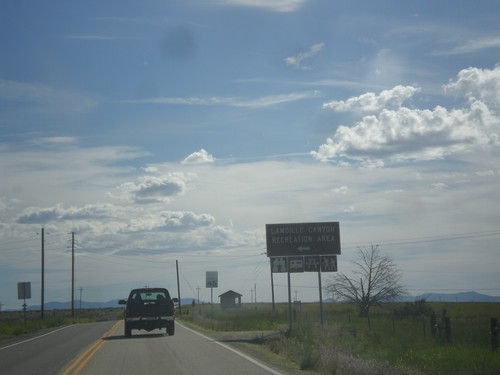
179,302 -> 500,375
181,303 -> 288,331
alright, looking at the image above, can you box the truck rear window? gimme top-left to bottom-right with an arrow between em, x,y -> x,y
130,289 -> 170,303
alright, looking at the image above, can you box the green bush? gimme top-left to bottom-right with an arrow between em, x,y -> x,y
394,299 -> 434,318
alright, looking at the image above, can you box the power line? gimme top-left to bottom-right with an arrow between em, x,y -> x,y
406,287 -> 500,292
342,229 -> 500,250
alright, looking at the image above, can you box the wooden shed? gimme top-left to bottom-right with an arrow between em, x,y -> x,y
218,290 -> 242,309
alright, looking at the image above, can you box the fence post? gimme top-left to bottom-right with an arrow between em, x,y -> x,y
491,318 -> 498,350
422,315 -> 426,339
444,317 -> 451,343
431,312 -> 437,337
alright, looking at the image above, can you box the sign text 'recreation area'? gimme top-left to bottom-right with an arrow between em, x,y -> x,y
266,222 -> 341,257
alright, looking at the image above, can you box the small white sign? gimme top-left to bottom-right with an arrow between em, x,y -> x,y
206,271 -> 218,288
18,282 -> 31,299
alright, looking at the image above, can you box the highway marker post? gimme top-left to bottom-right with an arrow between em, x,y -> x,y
266,222 -> 341,332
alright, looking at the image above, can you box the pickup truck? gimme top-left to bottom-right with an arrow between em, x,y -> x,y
119,287 -> 175,337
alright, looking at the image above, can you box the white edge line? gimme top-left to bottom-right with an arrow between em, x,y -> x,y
0,325 -> 75,351
178,322 -> 283,375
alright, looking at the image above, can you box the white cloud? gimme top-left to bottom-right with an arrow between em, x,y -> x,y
323,85 -> 420,113
312,101 -> 499,163
235,92 -> 320,108
15,203 -> 114,224
160,211 -> 215,229
120,91 -> 319,109
436,36 -> 500,56
65,35 -> 123,41
444,65 -> 500,109
218,0 -> 306,13
30,137 -> 78,147
182,149 -> 215,165
118,173 -> 188,203
314,65 -> 500,164
285,42 -> 325,70
331,186 -> 349,195
0,79 -> 98,113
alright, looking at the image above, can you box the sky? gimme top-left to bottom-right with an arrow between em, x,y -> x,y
1,0 -> 500,311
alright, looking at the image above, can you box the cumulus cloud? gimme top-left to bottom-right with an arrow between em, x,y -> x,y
312,101 -> 499,163
444,65 -> 500,109
323,85 -> 420,113
160,211 -> 215,230
285,42 -> 325,69
118,173 -> 188,203
313,66 -> 500,164
182,149 -> 215,164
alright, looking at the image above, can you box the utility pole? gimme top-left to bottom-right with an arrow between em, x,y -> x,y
71,232 -> 75,318
78,287 -> 83,320
254,283 -> 257,303
41,227 -> 45,320
196,287 -> 200,304
176,260 -> 181,314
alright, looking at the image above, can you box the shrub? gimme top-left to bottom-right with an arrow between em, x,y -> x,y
394,299 -> 434,318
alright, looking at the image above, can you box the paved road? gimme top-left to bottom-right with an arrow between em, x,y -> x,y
0,321 -> 285,375
0,321 -> 116,375
79,321 -> 282,375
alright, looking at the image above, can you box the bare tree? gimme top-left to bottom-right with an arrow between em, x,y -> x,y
326,245 -> 406,317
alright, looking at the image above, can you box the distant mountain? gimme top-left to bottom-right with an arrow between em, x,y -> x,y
177,298 -> 204,306
323,292 -> 500,304
398,291 -> 500,303
420,291 -> 500,302
27,299 -> 122,311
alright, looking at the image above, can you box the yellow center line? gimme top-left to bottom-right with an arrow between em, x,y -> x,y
60,321 -> 122,375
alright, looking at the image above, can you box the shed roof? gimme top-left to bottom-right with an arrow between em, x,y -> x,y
218,290 -> 242,297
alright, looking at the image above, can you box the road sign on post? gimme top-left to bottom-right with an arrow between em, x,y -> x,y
266,222 -> 340,256
206,271 -> 218,314
17,282 -> 31,333
206,271 -> 218,288
266,221 -> 341,332
17,282 -> 31,300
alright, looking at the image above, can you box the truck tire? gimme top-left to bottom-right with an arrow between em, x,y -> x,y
167,321 -> 175,336
125,323 -> 132,337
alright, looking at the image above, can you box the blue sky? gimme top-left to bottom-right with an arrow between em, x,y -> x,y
1,0 -> 500,310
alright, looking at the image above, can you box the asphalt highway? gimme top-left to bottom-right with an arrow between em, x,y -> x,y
0,321 -> 116,375
0,321 -> 285,375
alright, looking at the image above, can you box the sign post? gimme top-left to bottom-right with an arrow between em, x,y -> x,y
17,282 -> 31,332
266,222 -> 340,330
206,271 -> 218,315
287,262 -> 292,332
